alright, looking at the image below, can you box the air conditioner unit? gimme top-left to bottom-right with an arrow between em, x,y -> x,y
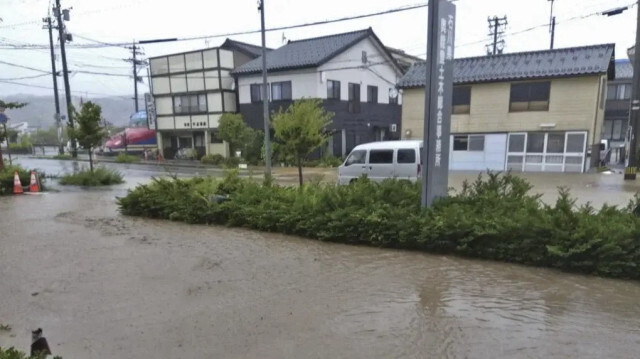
390,124 -> 397,133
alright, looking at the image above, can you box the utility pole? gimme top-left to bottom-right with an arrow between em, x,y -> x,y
258,0 -> 272,178
486,16 -> 507,55
126,42 -> 145,113
548,0 -> 558,49
54,0 -> 76,158
625,1 -> 640,180
43,16 -> 63,155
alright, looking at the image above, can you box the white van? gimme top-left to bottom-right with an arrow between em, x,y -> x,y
338,140 -> 423,184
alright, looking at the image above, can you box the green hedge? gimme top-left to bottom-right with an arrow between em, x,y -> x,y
114,153 -> 139,163
117,171 -> 640,279
0,347 -> 61,359
0,165 -> 46,195
60,167 -> 124,186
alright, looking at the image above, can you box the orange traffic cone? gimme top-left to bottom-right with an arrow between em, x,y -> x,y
29,171 -> 40,193
13,171 -> 24,194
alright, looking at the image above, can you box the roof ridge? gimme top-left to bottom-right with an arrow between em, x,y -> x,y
454,43 -> 615,62
287,28 -> 371,44
224,38 -> 272,50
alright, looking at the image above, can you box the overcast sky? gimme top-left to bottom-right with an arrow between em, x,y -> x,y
0,0 -> 635,101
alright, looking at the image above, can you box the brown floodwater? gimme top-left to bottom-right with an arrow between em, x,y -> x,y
1,175 -> 640,358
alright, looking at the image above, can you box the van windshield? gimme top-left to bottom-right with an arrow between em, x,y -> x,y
345,150 -> 366,166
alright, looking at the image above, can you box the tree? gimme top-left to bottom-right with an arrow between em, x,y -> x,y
0,99 -> 27,170
272,99 -> 333,186
68,102 -> 106,172
218,113 -> 255,157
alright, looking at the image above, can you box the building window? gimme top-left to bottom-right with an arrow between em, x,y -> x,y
348,83 -> 361,113
173,94 -> 207,114
452,86 -> 471,114
453,135 -> 484,151
369,149 -> 393,164
250,84 -> 266,103
327,80 -> 340,99
608,83 -> 632,100
367,86 -> 378,104
211,130 -> 223,144
271,81 -> 292,101
602,119 -> 627,140
509,81 -> 550,112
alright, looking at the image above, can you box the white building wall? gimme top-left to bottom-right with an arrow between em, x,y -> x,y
318,37 -> 401,104
449,134 -> 507,171
237,70 -> 319,104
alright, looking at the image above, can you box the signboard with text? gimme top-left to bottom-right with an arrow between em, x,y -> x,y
144,93 -> 157,130
422,0 -> 456,207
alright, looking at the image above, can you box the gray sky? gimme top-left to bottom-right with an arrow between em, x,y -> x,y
0,0 -> 635,99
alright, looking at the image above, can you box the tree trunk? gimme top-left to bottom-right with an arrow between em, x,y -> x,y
0,143 -> 4,170
297,155 -> 303,187
89,148 -> 94,172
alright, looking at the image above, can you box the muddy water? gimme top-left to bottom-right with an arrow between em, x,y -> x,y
2,187 -> 640,359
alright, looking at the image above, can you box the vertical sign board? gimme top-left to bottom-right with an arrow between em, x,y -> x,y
144,93 -> 157,130
422,0 -> 456,207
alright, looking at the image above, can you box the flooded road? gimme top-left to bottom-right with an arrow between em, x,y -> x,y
2,160 -> 640,358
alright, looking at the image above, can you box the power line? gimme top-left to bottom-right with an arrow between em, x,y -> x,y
0,59 -> 50,73
0,73 -> 51,81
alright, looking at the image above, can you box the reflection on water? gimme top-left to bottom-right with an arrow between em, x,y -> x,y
1,177 -> 640,358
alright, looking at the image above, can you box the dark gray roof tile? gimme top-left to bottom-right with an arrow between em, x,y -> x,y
615,59 -> 633,79
398,44 -> 615,88
232,29 -> 374,75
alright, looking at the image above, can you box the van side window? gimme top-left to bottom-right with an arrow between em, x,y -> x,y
397,149 -> 416,164
345,150 -> 366,166
369,150 -> 394,164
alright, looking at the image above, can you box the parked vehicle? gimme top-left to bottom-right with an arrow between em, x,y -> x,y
338,141 -> 423,184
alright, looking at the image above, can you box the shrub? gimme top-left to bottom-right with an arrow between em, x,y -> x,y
59,167 -> 124,186
53,154 -> 72,160
114,153 -> 139,163
200,154 -> 225,166
318,155 -> 343,168
224,156 -> 241,168
7,142 -> 32,154
117,171 -> 640,280
0,347 -> 62,359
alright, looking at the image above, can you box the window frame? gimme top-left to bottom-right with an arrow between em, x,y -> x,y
367,85 -> 378,104
453,135 -> 485,152
271,81 -> 292,101
344,149 -> 366,166
250,83 -> 266,103
348,83 -> 361,113
327,80 -> 341,100
368,149 -> 394,164
173,93 -> 208,114
452,85 -> 471,114
397,149 -> 417,164
509,81 -> 551,112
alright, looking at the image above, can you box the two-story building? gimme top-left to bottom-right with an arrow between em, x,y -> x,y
603,59 -> 632,162
399,44 -> 615,173
148,39 -> 268,159
232,28 -> 404,157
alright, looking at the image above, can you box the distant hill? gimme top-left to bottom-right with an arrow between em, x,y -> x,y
1,94 -> 136,129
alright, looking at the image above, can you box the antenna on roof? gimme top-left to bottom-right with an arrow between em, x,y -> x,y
282,32 -> 287,44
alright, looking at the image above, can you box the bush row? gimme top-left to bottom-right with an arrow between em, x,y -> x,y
117,171 -> 640,280
59,167 -> 124,186
200,154 -> 241,167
